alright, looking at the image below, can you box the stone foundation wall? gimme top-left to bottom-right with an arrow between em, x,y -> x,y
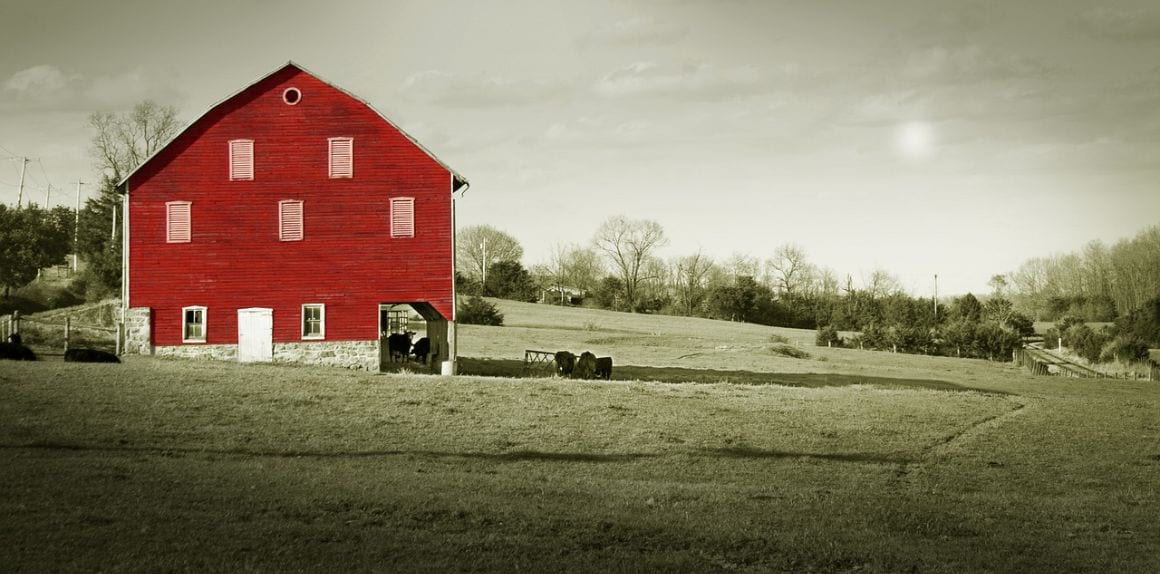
124,307 -> 153,355
155,344 -> 239,362
152,340 -> 379,371
273,340 -> 379,371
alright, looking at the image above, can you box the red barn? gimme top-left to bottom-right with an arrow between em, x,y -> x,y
119,62 -> 468,371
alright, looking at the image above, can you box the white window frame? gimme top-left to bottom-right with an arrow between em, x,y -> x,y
166,201 -> 191,243
279,199 -> 304,242
390,197 -> 414,238
301,304 -> 325,340
229,139 -> 254,181
182,306 -> 207,343
328,137 -> 353,179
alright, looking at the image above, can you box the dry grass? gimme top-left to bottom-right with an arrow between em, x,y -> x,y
1,300 -> 1159,572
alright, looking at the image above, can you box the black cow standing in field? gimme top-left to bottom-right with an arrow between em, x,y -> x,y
387,331 -> 414,362
574,351 -> 597,380
555,351 -> 576,377
64,348 -> 121,363
595,356 -> 613,380
0,341 -> 36,361
411,337 -> 431,365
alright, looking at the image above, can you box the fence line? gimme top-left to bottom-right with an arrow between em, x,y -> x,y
4,310 -> 120,355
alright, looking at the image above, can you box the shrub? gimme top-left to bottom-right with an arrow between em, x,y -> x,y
815,325 -> 843,348
769,333 -> 791,345
1100,336 -> 1151,363
769,343 -> 809,359
458,296 -> 504,326
1064,324 -> 1108,363
1005,312 -> 1035,337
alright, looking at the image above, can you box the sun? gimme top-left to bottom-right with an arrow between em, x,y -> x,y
897,121 -> 933,159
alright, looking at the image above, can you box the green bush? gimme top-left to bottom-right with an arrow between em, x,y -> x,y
815,325 -> 843,347
1100,336 -> 1151,363
769,343 -> 809,359
458,296 -> 504,326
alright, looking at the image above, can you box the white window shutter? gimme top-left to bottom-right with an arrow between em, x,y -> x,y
166,201 -> 191,243
229,139 -> 254,181
390,197 -> 414,238
329,137 -> 353,178
279,200 -> 303,241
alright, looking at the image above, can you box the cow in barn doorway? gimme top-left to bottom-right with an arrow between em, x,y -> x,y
411,337 -> 431,364
387,331 -> 414,362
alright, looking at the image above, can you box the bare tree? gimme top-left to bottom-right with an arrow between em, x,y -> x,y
564,245 -> 603,297
90,100 -> 181,183
592,216 -> 668,312
724,252 -> 761,280
767,243 -> 809,296
457,225 -> 524,287
865,268 -> 902,299
673,251 -> 715,316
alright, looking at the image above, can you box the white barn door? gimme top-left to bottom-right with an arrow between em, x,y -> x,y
237,308 -> 273,363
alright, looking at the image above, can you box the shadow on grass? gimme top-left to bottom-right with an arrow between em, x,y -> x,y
1,442 -> 658,464
459,357 -> 991,393
702,446 -> 909,465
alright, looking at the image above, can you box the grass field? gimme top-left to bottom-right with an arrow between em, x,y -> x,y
2,300 -> 1159,572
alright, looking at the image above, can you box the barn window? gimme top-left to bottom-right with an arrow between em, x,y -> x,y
166,201 -> 191,243
328,137 -> 353,178
279,200 -> 304,241
390,197 -> 414,238
229,139 -> 254,181
282,87 -> 301,105
182,306 -> 206,343
302,304 -> 325,340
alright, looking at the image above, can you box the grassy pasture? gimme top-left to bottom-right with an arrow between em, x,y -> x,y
1,300 -> 1158,572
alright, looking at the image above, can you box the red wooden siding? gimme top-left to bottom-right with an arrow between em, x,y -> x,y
128,65 -> 455,347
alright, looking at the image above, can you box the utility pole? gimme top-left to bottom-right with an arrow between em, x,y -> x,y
16,157 -> 28,209
45,184 -> 52,207
933,274 -> 939,320
480,239 -> 488,296
73,181 -> 84,273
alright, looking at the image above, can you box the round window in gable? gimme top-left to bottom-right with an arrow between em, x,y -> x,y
282,87 -> 301,105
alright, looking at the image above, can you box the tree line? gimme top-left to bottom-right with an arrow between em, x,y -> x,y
1002,226 -> 1160,322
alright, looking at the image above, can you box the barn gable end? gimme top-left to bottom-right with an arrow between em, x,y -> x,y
122,63 -> 466,372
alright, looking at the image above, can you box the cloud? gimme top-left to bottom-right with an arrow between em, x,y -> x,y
1076,7 -> 1160,41
580,17 -> 688,47
3,65 -> 80,98
399,70 -> 572,107
594,61 -> 785,100
1,64 -> 182,112
902,45 -> 1050,84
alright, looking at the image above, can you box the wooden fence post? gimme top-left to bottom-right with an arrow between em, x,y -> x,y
64,316 -> 71,353
115,320 -> 122,356
12,310 -> 19,336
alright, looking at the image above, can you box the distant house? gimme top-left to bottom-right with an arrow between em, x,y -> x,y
118,62 -> 469,371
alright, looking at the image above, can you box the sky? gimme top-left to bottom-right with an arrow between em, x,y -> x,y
2,0 -> 1158,296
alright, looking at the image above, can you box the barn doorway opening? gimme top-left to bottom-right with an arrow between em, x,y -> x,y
378,302 -> 448,373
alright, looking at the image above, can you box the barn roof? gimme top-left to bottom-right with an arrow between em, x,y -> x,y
115,61 -> 469,194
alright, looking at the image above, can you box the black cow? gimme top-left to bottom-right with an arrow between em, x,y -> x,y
574,351 -> 597,380
411,337 -> 431,364
0,342 -> 36,361
595,356 -> 613,380
387,331 -> 414,362
554,351 -> 576,377
64,348 -> 121,363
